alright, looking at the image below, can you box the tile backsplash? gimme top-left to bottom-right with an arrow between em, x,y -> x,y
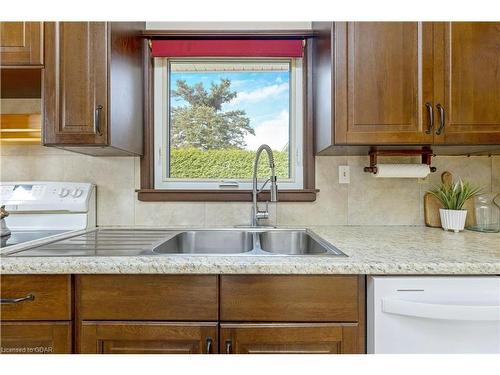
1,145 -> 499,227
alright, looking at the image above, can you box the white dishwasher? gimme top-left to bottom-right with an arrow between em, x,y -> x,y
367,276 -> 500,354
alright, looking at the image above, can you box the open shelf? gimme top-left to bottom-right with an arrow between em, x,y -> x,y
0,113 -> 42,145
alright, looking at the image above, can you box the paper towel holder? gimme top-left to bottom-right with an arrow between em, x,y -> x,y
363,147 -> 437,174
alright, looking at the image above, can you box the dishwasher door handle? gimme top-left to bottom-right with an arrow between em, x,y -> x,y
382,298 -> 500,321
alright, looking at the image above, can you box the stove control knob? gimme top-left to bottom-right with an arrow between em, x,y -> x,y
58,188 -> 70,198
71,188 -> 84,198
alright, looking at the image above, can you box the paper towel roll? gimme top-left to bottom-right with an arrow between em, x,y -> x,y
373,164 -> 430,178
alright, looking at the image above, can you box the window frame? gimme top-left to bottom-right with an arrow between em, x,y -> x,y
138,35 -> 317,202
153,57 -> 304,190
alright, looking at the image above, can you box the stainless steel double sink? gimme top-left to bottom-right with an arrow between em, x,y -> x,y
152,229 -> 346,256
3,229 -> 347,257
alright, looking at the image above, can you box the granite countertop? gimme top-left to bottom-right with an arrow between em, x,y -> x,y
1,226 -> 499,275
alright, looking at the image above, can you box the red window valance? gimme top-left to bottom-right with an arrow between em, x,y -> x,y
151,39 -> 303,58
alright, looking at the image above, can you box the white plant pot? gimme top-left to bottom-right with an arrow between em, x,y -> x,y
439,209 -> 467,233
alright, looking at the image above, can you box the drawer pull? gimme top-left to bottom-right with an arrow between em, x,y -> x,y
205,337 -> 212,354
94,105 -> 103,136
225,340 -> 232,354
1,294 -> 35,304
435,103 -> 445,135
425,102 -> 434,134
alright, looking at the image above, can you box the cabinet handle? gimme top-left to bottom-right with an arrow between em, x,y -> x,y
425,103 -> 434,134
0,294 -> 35,304
435,104 -> 445,135
205,337 -> 212,354
225,340 -> 232,354
94,105 -> 103,136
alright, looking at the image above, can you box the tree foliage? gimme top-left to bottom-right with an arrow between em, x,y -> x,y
170,148 -> 289,179
171,79 -> 254,150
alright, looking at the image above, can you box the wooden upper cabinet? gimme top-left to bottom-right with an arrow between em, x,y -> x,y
342,22 -> 434,145
434,22 -> 500,144
43,22 -> 107,146
43,22 -> 144,156
0,22 -> 43,66
317,22 -> 434,147
313,21 -> 500,152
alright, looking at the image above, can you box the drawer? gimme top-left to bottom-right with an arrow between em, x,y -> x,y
0,322 -> 72,354
76,275 -> 218,321
220,275 -> 362,322
0,275 -> 71,321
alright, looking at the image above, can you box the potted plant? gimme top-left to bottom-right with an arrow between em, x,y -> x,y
428,179 -> 482,233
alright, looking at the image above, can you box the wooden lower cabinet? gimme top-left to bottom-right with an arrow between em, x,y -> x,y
0,322 -> 72,354
1,275 -> 72,321
1,274 -> 365,354
76,275 -> 218,321
220,323 -> 362,354
75,275 -> 365,354
220,275 -> 360,322
78,322 -> 218,354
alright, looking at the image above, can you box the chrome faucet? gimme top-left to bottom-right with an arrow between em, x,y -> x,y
251,144 -> 278,227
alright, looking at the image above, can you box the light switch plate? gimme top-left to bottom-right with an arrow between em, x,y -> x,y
339,165 -> 350,184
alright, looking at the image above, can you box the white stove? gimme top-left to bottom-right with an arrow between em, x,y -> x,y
0,181 -> 96,249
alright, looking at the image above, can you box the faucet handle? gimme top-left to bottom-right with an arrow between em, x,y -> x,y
255,202 -> 270,220
0,205 -> 9,220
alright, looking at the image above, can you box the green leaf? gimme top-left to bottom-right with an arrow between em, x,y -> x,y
427,178 -> 482,210
170,148 -> 289,179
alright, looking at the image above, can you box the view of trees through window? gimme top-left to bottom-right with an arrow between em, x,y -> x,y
168,61 -> 291,180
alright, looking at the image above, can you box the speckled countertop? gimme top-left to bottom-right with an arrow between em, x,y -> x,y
1,226 -> 499,274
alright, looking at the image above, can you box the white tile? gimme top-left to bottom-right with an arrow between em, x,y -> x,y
1,155 -> 65,181
205,202 -> 277,227
347,156 -> 421,225
0,144 -> 68,157
491,156 -> 500,193
277,156 -> 348,226
134,199 -> 206,227
96,188 -> 135,226
424,156 -> 492,192
63,155 -> 135,188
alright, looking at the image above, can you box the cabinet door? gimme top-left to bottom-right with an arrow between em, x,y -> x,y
0,322 -> 72,354
434,22 -> 500,144
0,22 -> 43,66
335,22 -> 434,144
43,22 -> 108,146
79,322 -> 218,354
220,323 -> 364,354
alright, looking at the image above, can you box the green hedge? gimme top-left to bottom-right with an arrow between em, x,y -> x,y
170,148 -> 289,179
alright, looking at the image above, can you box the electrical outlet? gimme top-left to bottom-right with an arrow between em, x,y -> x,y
339,165 -> 350,184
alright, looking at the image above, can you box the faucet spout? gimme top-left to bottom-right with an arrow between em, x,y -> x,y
251,144 -> 278,227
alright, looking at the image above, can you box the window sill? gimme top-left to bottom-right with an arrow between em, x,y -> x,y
136,189 -> 318,202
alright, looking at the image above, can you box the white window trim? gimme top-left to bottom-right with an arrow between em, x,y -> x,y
154,57 -> 304,190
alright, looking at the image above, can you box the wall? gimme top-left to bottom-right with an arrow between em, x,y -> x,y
1,144 -> 498,227
3,23 -> 498,228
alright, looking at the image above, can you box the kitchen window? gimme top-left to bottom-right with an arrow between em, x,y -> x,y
139,36 -> 316,202
154,58 -> 303,190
